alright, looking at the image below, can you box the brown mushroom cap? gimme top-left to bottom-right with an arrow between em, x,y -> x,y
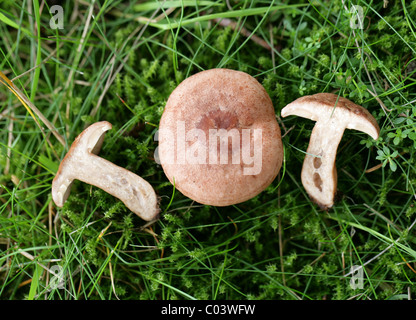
158,68 -> 283,206
281,93 -> 380,140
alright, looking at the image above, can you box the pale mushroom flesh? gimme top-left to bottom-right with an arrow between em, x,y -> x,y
52,121 -> 160,221
281,93 -> 380,209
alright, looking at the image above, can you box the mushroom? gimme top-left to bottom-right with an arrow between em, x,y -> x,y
52,121 -> 159,221
281,93 -> 380,209
157,68 -> 283,206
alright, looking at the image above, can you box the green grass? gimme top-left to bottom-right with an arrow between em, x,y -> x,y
1,0 -> 416,300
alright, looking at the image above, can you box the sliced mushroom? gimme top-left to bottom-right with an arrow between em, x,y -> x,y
52,121 -> 159,221
281,93 -> 380,209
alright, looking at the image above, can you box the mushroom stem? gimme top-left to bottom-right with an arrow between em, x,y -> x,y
53,154 -> 158,221
301,119 -> 345,209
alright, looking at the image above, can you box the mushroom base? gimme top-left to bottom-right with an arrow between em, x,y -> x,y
301,119 -> 344,210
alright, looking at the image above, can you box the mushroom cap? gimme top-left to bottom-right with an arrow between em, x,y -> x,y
158,68 -> 283,206
52,121 -> 112,207
281,93 -> 380,140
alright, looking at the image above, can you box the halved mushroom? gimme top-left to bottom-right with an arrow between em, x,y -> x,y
281,93 -> 380,209
52,121 -> 159,221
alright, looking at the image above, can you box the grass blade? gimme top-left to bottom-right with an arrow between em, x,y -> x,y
141,4 -> 308,30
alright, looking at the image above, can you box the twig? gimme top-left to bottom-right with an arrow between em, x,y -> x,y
136,6 -> 175,24
290,252 -> 327,279
213,18 -> 275,51
89,1 -> 169,120
269,24 -> 276,72
341,0 -> 392,126
0,71 -> 66,148
4,111 -> 13,175
11,50 -> 56,82
18,249 -> 57,275
364,203 -> 402,232
366,88 -> 392,112
365,151 -> 406,173
344,217 -> 416,277
65,0 -> 95,137
278,212 -> 285,286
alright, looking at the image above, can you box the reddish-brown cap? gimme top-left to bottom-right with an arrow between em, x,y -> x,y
157,68 -> 283,206
281,93 -> 380,140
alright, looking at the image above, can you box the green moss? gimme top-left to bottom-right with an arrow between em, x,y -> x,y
1,0 -> 416,301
